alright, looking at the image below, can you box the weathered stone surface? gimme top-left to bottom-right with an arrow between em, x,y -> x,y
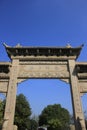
0,45 -> 87,130
0,82 -> 8,93
18,64 -> 69,79
2,59 -> 19,130
70,124 -> 75,130
68,60 -> 86,130
79,81 -> 87,93
4,44 -> 83,60
13,125 -> 17,130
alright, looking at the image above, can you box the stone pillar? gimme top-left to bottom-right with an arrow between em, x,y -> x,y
2,59 -> 19,130
68,60 -> 86,130
70,124 -> 75,130
13,125 -> 17,130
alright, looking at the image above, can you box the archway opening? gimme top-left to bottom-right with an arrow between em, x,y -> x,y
0,93 -> 6,101
17,79 -> 73,116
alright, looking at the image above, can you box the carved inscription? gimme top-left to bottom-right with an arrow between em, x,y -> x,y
18,64 -> 69,78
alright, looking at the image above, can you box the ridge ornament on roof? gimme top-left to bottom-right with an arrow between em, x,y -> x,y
15,43 -> 22,47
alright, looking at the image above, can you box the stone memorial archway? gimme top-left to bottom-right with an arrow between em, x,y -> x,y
0,43 -> 87,130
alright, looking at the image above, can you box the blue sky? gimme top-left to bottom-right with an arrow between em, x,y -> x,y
0,0 -> 87,115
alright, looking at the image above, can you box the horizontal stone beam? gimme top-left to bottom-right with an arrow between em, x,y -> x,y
0,82 -> 8,93
79,82 -> 87,93
77,73 -> 87,79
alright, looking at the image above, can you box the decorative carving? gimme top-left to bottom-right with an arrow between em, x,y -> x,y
15,43 -> 22,47
19,61 -> 68,65
3,43 -> 10,48
18,72 -> 69,79
4,45 -> 83,60
18,64 -> 69,79
66,43 -> 72,48
0,73 -> 9,79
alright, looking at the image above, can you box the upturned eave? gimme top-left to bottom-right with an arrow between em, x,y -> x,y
3,43 -> 83,60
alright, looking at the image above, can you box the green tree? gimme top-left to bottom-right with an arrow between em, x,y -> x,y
14,94 -> 32,130
39,104 -> 70,130
0,99 -> 6,130
84,111 -> 87,129
0,100 -> 4,128
30,119 -> 38,130
30,115 -> 39,130
0,94 -> 32,130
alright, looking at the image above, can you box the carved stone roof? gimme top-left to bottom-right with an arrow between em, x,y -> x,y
0,62 -> 11,73
3,43 -> 83,60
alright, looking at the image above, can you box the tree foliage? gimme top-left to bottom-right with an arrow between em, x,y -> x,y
30,119 -> 38,130
39,104 -> 70,130
30,115 -> 39,130
0,100 -> 4,127
0,94 -> 32,130
14,94 -> 32,130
